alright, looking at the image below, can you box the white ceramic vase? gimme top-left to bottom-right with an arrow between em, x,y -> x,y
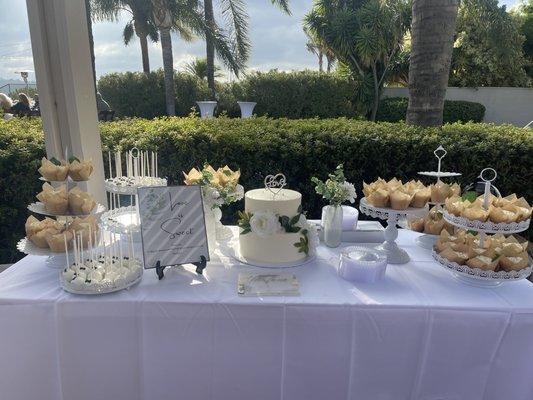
237,101 -> 256,118
196,101 -> 217,118
203,203 -> 217,256
322,205 -> 343,247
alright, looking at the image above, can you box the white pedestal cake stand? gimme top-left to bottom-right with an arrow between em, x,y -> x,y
436,168 -> 531,287
359,198 -> 428,264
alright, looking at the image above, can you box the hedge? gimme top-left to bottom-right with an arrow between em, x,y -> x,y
1,117 -> 532,263
98,70 -> 362,119
377,97 -> 486,123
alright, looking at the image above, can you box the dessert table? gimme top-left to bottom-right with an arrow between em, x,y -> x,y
1,228 -> 533,400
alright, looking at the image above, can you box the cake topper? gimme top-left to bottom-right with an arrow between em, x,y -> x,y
264,173 -> 287,197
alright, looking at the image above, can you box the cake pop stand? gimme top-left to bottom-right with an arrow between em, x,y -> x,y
436,168 -> 531,286
28,202 -> 106,217
100,205 -> 142,242
359,198 -> 428,264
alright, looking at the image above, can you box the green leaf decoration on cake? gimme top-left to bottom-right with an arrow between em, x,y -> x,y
293,230 -> 309,255
237,211 -> 252,234
68,156 -> 80,163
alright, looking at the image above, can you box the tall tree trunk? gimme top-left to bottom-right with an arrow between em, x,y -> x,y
407,0 -> 459,127
160,27 -> 175,116
139,34 -> 151,74
318,52 -> 323,72
204,0 -> 216,99
326,56 -> 333,73
370,63 -> 380,122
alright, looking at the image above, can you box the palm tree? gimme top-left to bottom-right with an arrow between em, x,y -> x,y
202,0 -> 291,98
92,0 -> 160,74
304,26 -> 335,73
184,57 -> 222,80
406,0 -> 459,126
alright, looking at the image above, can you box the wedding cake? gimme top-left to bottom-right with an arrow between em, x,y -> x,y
238,183 -> 317,265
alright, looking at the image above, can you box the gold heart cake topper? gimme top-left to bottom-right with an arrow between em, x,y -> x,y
264,173 -> 287,197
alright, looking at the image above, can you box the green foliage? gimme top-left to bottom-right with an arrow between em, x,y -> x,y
450,0 -> 530,87
311,164 -> 356,206
516,0 -> 533,79
2,116 -> 532,264
376,97 -> 486,123
98,70 -> 210,118
184,57 -> 222,80
98,70 -> 363,119
304,0 -> 412,120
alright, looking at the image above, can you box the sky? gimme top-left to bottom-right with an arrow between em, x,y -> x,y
0,0 -> 522,84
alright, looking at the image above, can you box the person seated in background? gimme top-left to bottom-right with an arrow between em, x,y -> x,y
11,93 -> 31,116
0,93 -> 14,120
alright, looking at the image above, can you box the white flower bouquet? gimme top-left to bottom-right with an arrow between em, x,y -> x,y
311,164 -> 357,206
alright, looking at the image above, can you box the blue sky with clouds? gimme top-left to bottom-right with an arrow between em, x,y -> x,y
0,0 -> 522,83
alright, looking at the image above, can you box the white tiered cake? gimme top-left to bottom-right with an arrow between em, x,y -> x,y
238,188 -> 314,265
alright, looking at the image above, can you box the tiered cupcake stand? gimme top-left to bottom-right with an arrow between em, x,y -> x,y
359,198 -> 428,264
434,168 -> 532,287
17,168 -> 105,268
413,145 -> 462,249
101,149 -> 167,241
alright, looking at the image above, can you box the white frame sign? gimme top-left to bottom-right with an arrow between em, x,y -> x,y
137,186 -> 210,269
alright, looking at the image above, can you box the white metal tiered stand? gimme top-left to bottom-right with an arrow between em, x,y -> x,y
410,145 -> 462,249
359,198 -> 428,264
102,148 -> 166,241
436,168 -> 532,287
18,154 -> 104,268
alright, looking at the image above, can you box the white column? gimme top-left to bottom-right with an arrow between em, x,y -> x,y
26,0 -> 106,205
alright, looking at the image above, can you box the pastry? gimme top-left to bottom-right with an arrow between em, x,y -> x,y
36,183 -> 69,215
367,188 -> 390,208
439,247 -> 469,265
499,253 -> 529,272
38,157 -> 68,181
389,190 -> 414,210
68,157 -> 94,181
466,255 -> 498,271
46,230 -> 74,253
68,187 -> 96,215
411,186 -> 431,208
461,202 -> 489,222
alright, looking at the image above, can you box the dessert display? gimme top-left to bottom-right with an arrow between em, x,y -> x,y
407,205 -> 454,235
434,168 -> 532,285
444,194 -> 532,225
236,175 -> 318,266
430,181 -> 461,204
19,153 -> 104,265
102,149 -> 166,239
434,230 -> 530,273
363,178 -> 430,209
38,156 -> 94,182
105,149 -> 166,196
60,232 -> 142,295
23,215 -> 100,253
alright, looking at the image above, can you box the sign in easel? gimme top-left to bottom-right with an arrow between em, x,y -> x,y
138,186 -> 209,279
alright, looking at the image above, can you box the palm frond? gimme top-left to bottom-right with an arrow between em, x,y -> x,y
123,20 -> 135,45
220,0 -> 251,62
270,0 -> 291,15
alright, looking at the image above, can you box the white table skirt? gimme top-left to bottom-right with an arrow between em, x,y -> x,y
1,227 -> 533,400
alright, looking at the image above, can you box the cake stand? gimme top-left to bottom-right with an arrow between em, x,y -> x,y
397,219 -> 439,250
436,168 -> 531,286
359,197 -> 428,264
100,205 -> 142,242
418,145 -> 461,180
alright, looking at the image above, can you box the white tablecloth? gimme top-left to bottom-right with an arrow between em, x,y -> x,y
1,228 -> 533,400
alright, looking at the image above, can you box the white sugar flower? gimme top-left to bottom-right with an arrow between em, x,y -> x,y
249,210 -> 282,237
342,181 -> 357,203
294,214 -> 308,229
307,224 -> 319,255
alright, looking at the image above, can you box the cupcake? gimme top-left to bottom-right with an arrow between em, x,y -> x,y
499,253 -> 529,272
389,190 -> 414,210
466,255 -> 498,271
45,230 -> 74,253
38,157 -> 69,181
411,187 -> 431,208
36,183 -> 69,215
68,187 -> 96,215
68,158 -> 94,181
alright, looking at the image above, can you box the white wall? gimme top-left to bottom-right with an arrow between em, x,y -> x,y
382,87 -> 533,127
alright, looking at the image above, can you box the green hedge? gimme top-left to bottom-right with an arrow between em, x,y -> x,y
376,97 -> 486,123
1,117 -> 532,264
98,70 -> 363,119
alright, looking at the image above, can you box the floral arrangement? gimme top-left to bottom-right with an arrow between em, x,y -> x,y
238,205 -> 319,256
311,164 -> 357,206
183,165 -> 244,209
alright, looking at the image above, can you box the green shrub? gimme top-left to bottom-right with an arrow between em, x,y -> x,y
98,70 -> 363,119
98,70 -> 211,118
1,117 -> 531,264
376,97 -> 486,123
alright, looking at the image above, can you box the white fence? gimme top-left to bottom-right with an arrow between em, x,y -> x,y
382,87 -> 533,127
